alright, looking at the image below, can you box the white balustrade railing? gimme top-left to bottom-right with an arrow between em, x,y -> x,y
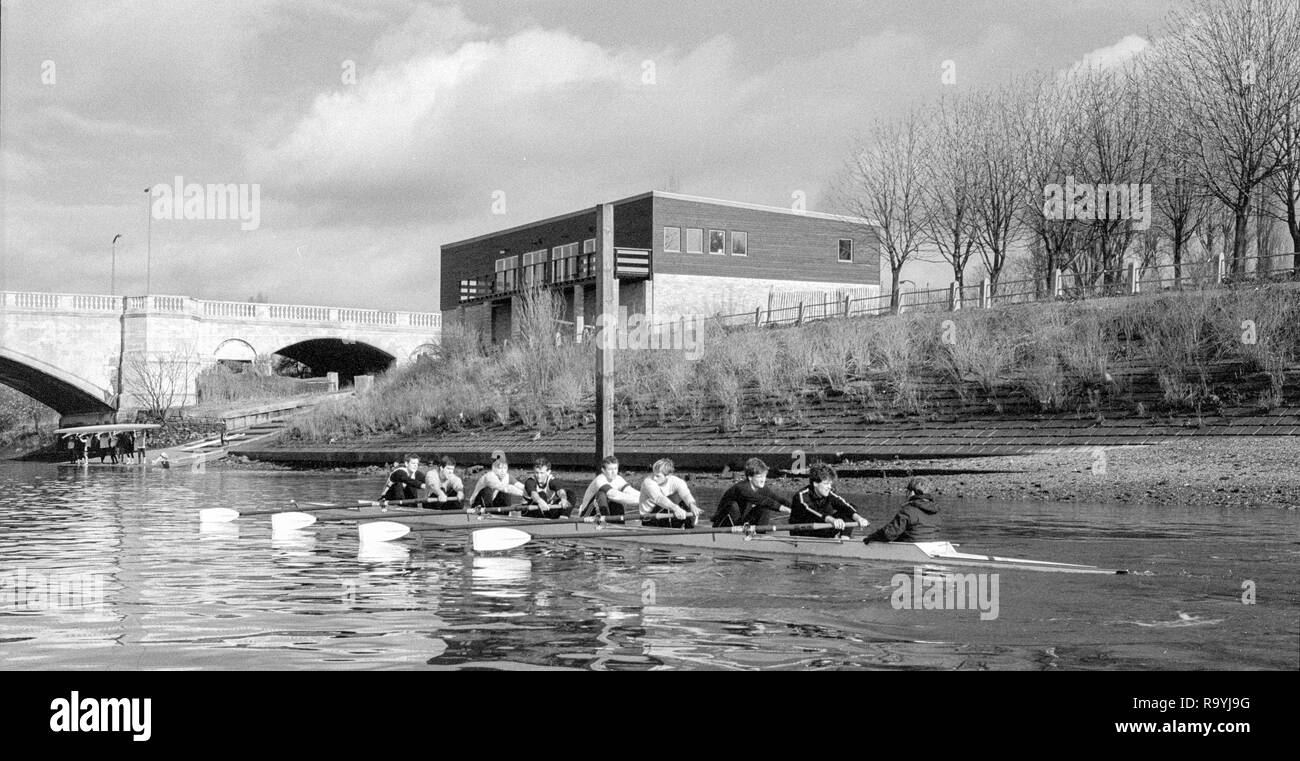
2,290 -> 440,330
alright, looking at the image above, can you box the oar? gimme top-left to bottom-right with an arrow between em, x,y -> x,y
358,515 -> 631,543
199,499 -> 435,526
470,522 -> 841,552
355,496 -> 472,508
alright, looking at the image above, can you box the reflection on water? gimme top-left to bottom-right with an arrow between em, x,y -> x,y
0,460 -> 1296,670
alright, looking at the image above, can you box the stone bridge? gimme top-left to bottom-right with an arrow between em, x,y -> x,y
0,291 -> 441,425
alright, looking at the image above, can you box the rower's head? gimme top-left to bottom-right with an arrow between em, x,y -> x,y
600,455 -> 619,480
533,457 -> 551,482
650,458 -> 675,485
402,453 -> 420,472
490,450 -> 509,477
436,455 -> 456,478
744,457 -> 769,488
906,476 -> 932,496
809,463 -> 836,497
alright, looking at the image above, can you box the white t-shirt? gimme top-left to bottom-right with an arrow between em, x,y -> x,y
580,473 -> 633,510
639,475 -> 695,515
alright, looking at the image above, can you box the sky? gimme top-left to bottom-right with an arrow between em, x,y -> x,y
0,0 -> 1175,311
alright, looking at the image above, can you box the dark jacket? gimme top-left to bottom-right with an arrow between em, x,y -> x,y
383,467 -> 425,502
789,487 -> 860,525
711,481 -> 790,527
866,494 -> 941,543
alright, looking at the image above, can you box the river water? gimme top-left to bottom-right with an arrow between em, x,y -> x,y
1,461 -> 1296,670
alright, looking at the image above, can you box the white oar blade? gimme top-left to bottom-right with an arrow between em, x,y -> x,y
199,507 -> 240,523
359,521 -> 411,543
472,527 -> 532,553
271,512 -> 317,531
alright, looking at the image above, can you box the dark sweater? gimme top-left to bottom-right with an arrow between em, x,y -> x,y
382,467 -> 425,502
711,481 -> 791,527
789,487 -> 860,524
865,494 -> 941,542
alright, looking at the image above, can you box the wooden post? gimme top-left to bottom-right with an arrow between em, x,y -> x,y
843,294 -> 852,318
754,306 -> 762,327
573,284 -> 584,343
1216,251 -> 1226,282
595,204 -> 616,461
1127,260 -> 1139,295
980,277 -> 991,308
949,281 -> 961,311
1052,269 -> 1063,298
796,301 -> 805,325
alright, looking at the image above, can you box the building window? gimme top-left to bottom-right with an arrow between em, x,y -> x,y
551,242 -> 579,281
495,255 -> 519,292
522,249 -> 548,288
730,231 -> 747,256
686,228 -> 703,254
708,229 -> 725,255
663,227 -> 681,253
581,238 -> 596,279
838,239 -> 853,262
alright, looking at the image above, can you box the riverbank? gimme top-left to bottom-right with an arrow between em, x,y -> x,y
226,435 -> 1300,509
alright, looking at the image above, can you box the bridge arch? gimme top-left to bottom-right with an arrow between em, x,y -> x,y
0,346 -> 115,418
272,338 -> 396,383
410,343 -> 440,361
213,338 -> 258,362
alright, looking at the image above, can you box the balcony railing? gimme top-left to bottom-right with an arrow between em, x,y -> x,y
458,248 -> 651,304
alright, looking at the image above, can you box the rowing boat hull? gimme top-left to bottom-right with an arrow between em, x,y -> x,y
372,511 -> 1123,574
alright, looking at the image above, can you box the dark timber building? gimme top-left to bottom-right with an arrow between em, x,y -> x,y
441,191 -> 880,343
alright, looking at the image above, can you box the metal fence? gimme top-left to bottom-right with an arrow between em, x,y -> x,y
713,251 -> 1300,331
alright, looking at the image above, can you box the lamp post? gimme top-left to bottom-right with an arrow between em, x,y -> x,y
111,234 -> 122,295
144,186 -> 153,295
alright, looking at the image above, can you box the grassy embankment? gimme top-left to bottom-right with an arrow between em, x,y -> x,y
280,285 -> 1300,445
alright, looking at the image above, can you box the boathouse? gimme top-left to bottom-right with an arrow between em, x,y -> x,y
440,191 -> 881,343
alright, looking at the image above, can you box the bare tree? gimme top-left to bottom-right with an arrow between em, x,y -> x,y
1155,0 -> 1300,272
839,113 -> 927,313
1009,72 -> 1084,294
1265,95 -> 1300,261
971,84 -> 1024,293
124,348 -> 198,421
918,95 -> 981,292
1148,67 -> 1212,283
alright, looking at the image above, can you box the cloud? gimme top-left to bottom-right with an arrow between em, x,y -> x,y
1070,34 -> 1150,73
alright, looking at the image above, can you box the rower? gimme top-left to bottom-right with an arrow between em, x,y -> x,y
789,463 -> 869,538
467,451 -> 527,508
578,455 -> 641,517
639,458 -> 702,528
381,453 -> 425,503
711,458 -> 790,528
520,458 -> 571,519
423,455 -> 465,509
863,477 -> 941,544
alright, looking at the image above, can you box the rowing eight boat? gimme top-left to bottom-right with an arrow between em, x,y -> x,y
356,510 -> 1128,575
